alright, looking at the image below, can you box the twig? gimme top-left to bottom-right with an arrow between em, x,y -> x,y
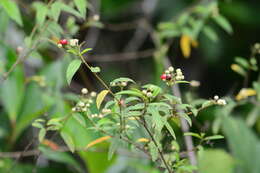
164,58 -> 197,166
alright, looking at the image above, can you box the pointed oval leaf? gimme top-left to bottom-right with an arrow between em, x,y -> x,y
0,0 -> 23,26
66,59 -> 81,85
61,131 -> 75,153
96,90 -> 109,109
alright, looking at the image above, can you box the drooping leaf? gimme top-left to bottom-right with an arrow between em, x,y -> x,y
39,146 -> 83,173
204,135 -> 224,141
213,14 -> 233,34
203,26 -> 218,42
198,149 -> 234,173
0,0 -> 23,26
38,128 -> 46,142
33,2 -> 48,26
73,0 -> 87,18
85,136 -> 111,149
61,131 -> 75,153
96,90 -> 109,109
66,59 -> 81,85
148,142 -> 159,162
180,34 -> 191,58
50,1 -> 62,22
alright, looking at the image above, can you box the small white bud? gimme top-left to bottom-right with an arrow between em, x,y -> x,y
146,92 -> 153,97
93,14 -> 100,21
90,92 -> 97,97
217,99 -> 227,105
72,107 -> 77,112
85,103 -> 90,107
176,68 -> 182,73
98,114 -> 103,118
168,66 -> 174,72
214,95 -> 219,100
121,82 -> 127,87
78,101 -> 85,107
176,76 -> 182,80
69,39 -> 79,47
82,107 -> 87,112
57,43 -> 62,48
142,90 -> 147,94
81,88 -> 88,94
88,100 -> 93,104
102,109 -> 111,114
190,80 -> 200,87
165,70 -> 170,74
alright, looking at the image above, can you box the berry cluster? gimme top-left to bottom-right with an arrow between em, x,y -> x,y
57,39 -> 79,48
110,81 -> 128,87
213,95 -> 227,105
142,89 -> 153,98
160,67 -> 185,86
72,88 -> 96,112
90,109 -> 111,119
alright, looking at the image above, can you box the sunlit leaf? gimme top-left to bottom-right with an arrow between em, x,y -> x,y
180,34 -> 191,58
66,59 -> 81,85
96,90 -> 109,109
0,0 -> 23,26
73,0 -> 87,18
85,136 -> 111,149
61,131 -> 75,153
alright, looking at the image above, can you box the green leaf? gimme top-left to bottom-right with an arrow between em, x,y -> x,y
116,90 -> 144,98
198,149 -> 234,173
148,142 -> 159,162
39,146 -> 83,173
108,137 -> 121,160
0,67 -> 25,123
81,48 -> 92,55
38,128 -> 46,142
111,77 -> 135,85
73,113 -> 86,127
201,100 -> 214,109
180,113 -> 192,126
90,66 -> 101,73
184,132 -> 202,139
50,1 -> 61,21
61,131 -> 75,153
60,3 -> 83,19
33,2 -> 48,26
234,57 -> 250,69
96,90 -> 109,109
73,0 -> 87,18
0,0 -> 23,26
203,26 -> 218,42
213,14 -> 233,34
66,59 -> 81,85
222,116 -> 260,172
204,135 -> 224,141
165,122 -> 176,139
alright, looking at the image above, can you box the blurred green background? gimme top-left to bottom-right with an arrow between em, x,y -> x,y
0,0 -> 260,173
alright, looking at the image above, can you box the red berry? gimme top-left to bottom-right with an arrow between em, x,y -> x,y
160,74 -> 167,80
59,39 -> 68,45
166,74 -> 172,80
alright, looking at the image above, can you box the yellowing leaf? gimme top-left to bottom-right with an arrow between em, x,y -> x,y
85,136 -> 111,149
236,88 -> 257,101
231,64 -> 246,76
136,138 -> 150,143
96,90 -> 109,109
180,35 -> 191,58
191,39 -> 199,48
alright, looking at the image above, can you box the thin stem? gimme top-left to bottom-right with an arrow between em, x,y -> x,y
78,52 -> 118,99
140,117 -> 173,173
